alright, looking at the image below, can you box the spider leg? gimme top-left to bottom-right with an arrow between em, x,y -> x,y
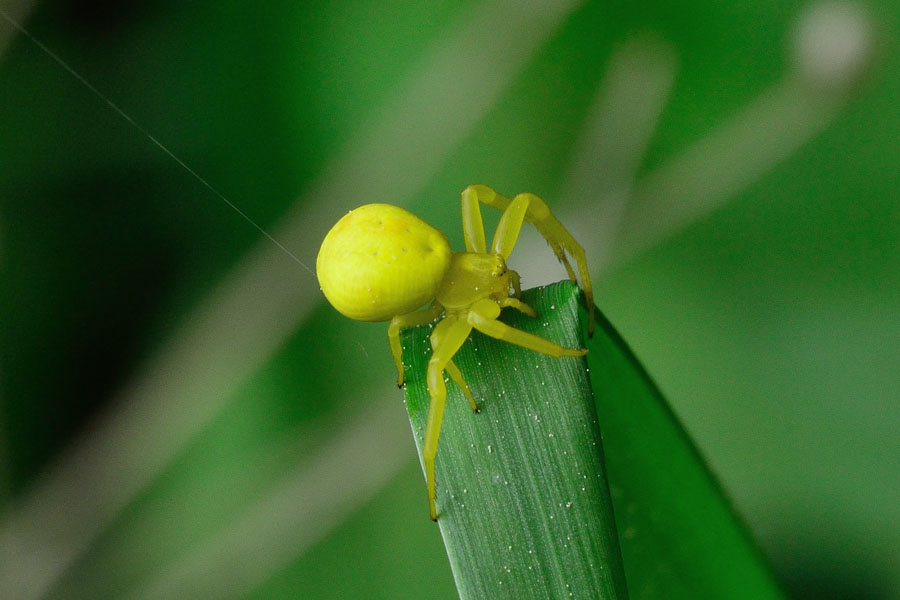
445,359 -> 477,412
498,296 -> 538,318
509,269 -> 522,298
462,184 -> 595,335
490,193 -> 529,258
468,299 -> 586,358
547,239 -> 577,281
389,303 -> 443,386
425,314 -> 474,520
461,186 -> 487,253
490,192 -> 578,284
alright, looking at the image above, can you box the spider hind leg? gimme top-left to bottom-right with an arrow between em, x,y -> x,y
388,303 -> 443,386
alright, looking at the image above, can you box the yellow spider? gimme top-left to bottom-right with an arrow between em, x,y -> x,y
316,184 -> 594,520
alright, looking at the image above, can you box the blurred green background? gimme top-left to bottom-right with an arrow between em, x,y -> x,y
1,0 -> 898,599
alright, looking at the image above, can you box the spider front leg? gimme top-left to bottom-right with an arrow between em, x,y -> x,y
467,299 -> 587,358
498,296 -> 537,317
424,314 -> 475,520
389,303 -> 443,387
461,187 -> 487,253
462,184 -> 595,334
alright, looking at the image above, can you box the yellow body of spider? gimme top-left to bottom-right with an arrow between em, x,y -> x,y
316,184 -> 594,520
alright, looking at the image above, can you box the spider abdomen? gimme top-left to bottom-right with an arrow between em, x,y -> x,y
316,204 -> 452,321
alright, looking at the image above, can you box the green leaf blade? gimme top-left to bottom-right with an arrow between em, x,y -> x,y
402,280 -> 787,599
583,302 -> 786,600
401,282 -> 628,600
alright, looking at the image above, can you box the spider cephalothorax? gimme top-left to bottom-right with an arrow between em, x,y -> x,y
316,184 -> 593,520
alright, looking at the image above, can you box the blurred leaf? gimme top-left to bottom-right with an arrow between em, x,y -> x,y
3,0 -> 899,597
583,297 -> 786,599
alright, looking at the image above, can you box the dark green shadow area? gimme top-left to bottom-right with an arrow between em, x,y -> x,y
584,283 -> 785,600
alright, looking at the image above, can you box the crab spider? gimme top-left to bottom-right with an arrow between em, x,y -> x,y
316,184 -> 594,520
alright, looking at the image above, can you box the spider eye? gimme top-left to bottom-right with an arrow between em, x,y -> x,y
490,256 -> 507,277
